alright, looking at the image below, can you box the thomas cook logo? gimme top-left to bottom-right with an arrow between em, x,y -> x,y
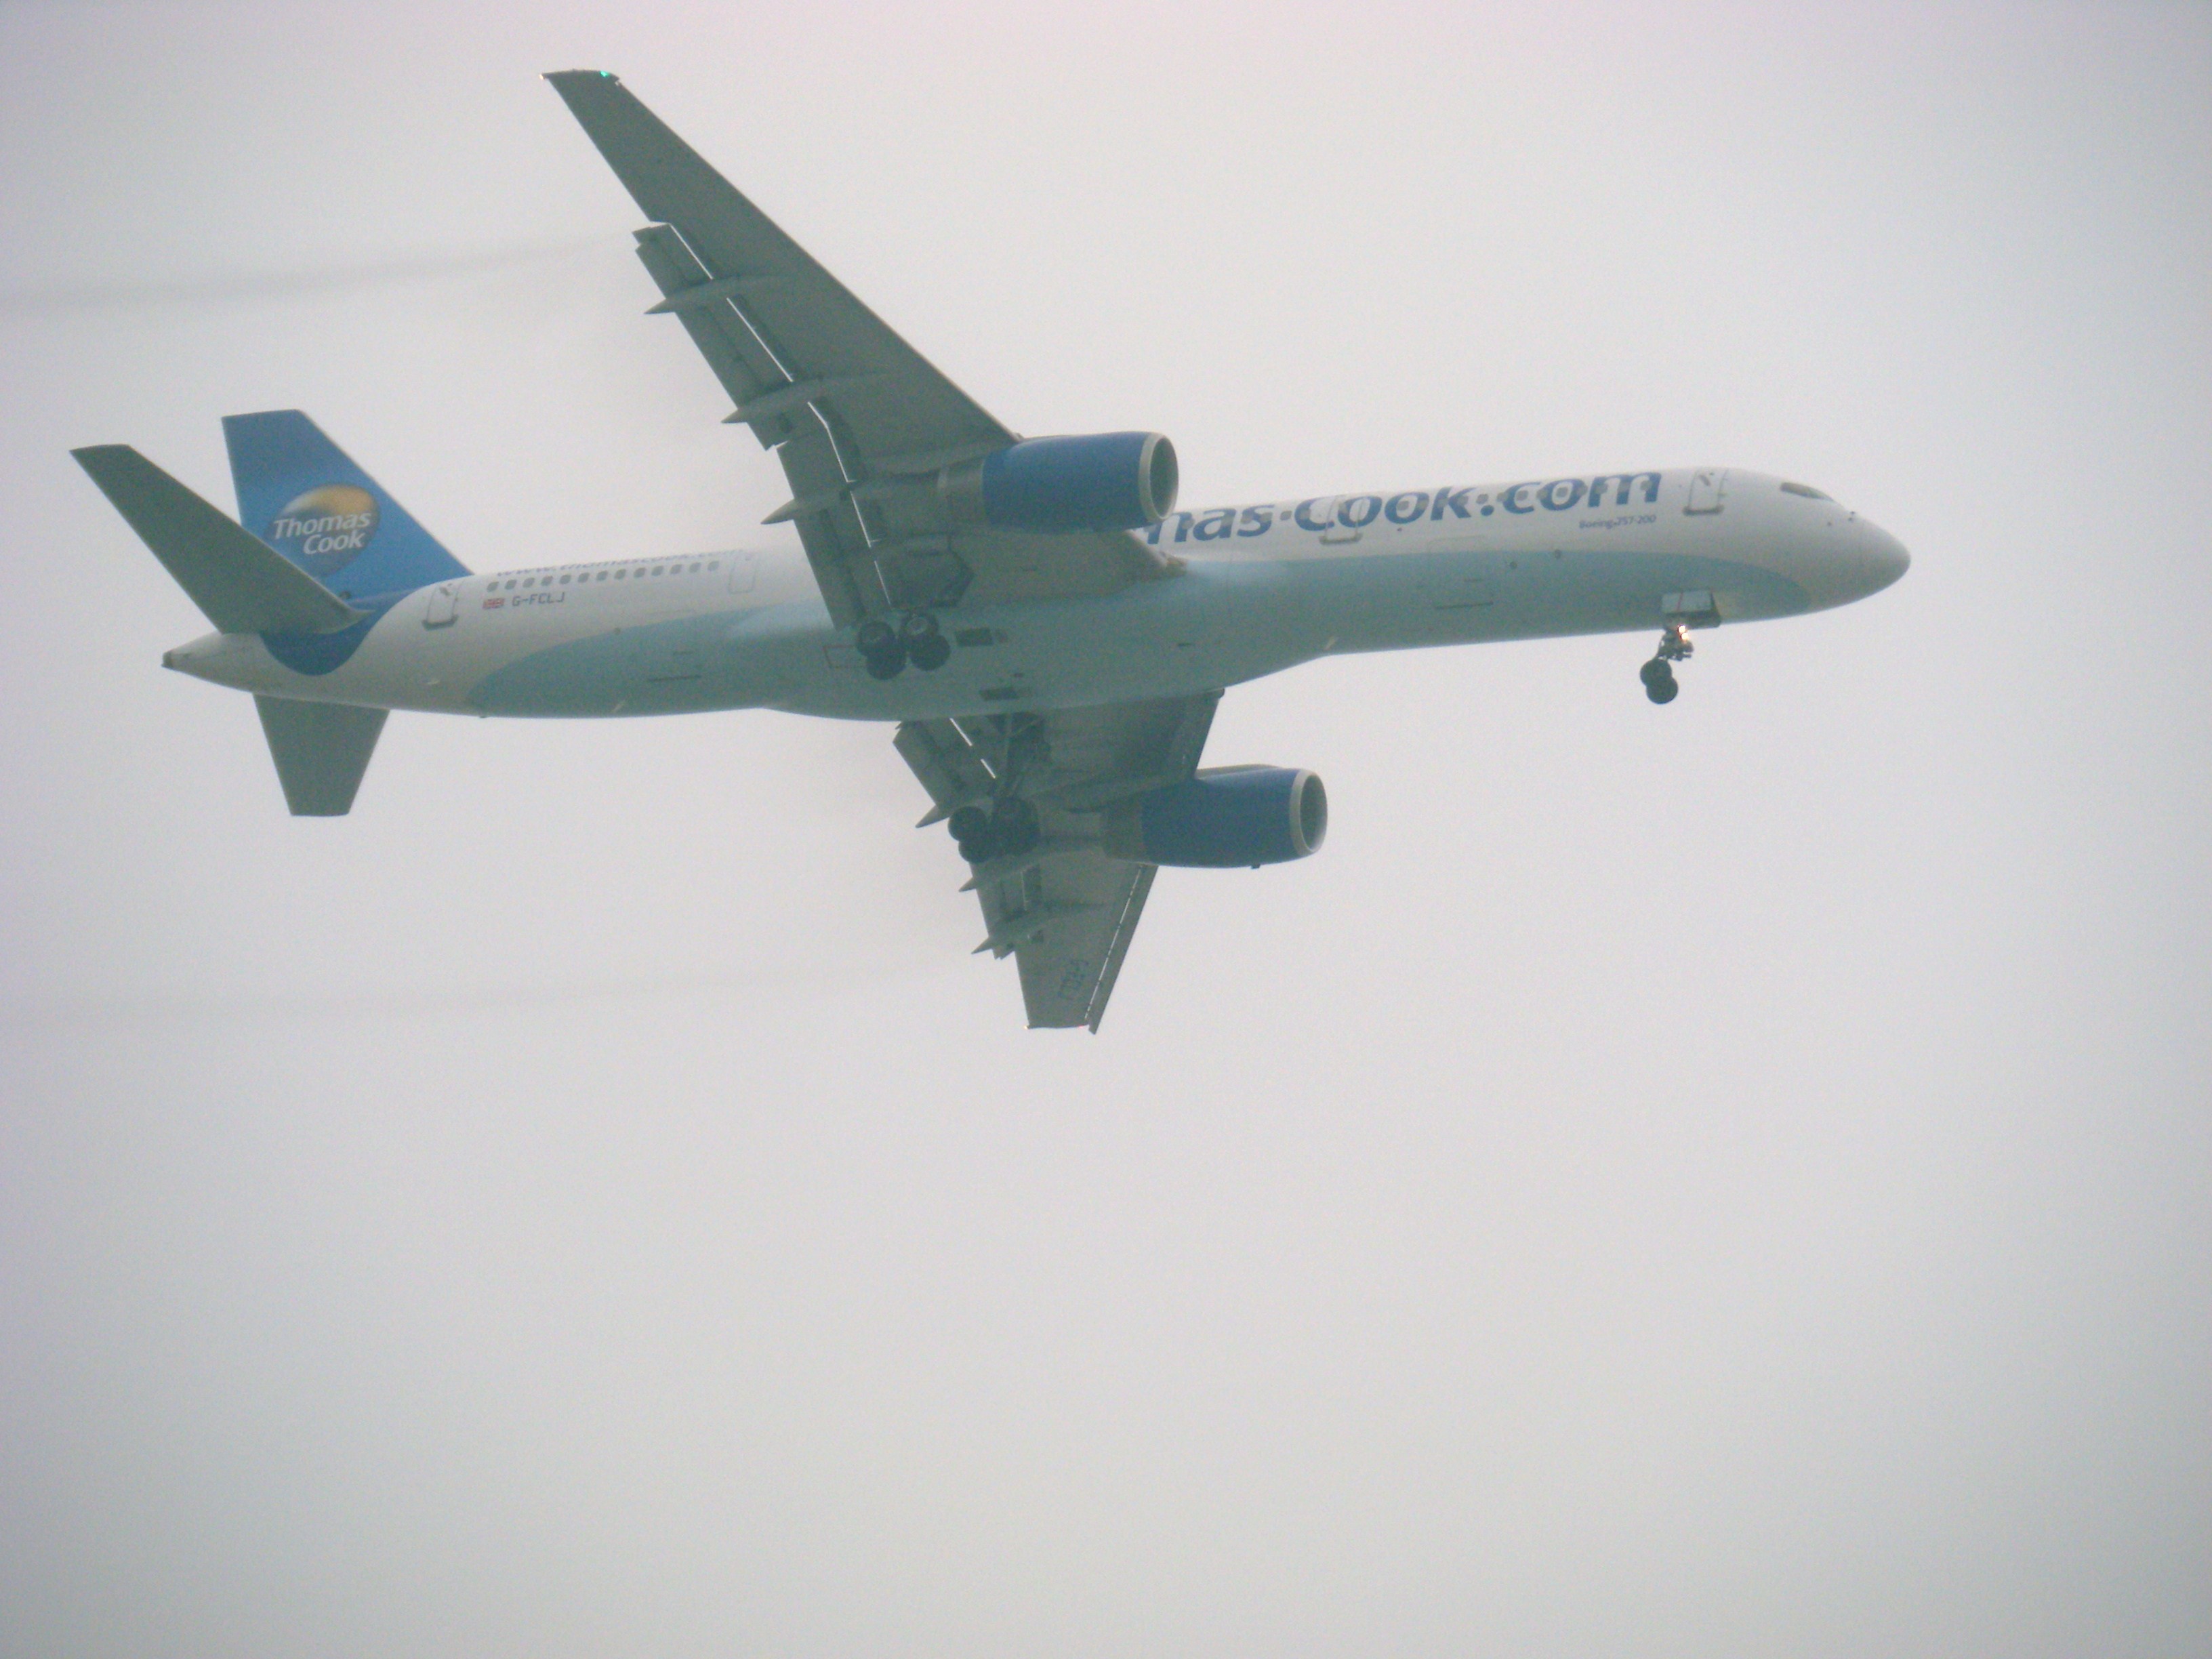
267,485 -> 377,577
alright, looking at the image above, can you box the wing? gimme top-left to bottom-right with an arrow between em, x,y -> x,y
896,692 -> 1221,1031
547,71 -> 1176,628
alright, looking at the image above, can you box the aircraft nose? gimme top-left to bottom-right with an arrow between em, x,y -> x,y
1856,519 -> 1911,594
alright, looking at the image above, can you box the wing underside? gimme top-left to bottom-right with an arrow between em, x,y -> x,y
547,70 -> 1175,626
549,71 -> 1209,1029
896,693 -> 1220,1030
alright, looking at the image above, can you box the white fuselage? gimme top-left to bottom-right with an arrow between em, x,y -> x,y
162,468 -> 1909,720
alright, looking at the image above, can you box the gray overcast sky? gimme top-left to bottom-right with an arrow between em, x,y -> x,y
3,3 -> 2207,1656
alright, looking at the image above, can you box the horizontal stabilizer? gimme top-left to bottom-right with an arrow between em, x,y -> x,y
73,445 -> 364,636
255,696 -> 387,816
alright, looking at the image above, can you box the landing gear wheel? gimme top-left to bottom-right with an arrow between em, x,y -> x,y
1638,619 -> 1696,703
949,803 -> 1000,864
989,796 -> 1042,857
857,618 -> 907,680
899,612 -> 951,672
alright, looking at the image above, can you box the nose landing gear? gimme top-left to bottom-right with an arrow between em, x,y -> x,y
857,611 -> 951,680
1641,621 -> 1694,704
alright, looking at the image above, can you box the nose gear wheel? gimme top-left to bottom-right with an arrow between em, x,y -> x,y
1641,621 -> 1694,703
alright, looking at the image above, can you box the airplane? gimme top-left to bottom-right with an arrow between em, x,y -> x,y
72,70 -> 1910,1031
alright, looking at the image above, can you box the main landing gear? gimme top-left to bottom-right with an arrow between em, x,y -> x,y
857,612 -> 950,680
949,796 -> 1040,864
945,716 -> 1048,866
1641,621 -> 1694,704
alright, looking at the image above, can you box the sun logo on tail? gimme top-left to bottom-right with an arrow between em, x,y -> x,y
266,484 -> 378,577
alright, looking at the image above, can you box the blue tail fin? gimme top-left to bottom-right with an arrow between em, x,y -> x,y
222,410 -> 470,600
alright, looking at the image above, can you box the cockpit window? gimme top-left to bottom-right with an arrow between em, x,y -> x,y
1780,480 -> 1831,500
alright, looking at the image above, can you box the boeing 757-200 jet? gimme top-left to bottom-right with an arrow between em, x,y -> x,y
73,71 -> 1910,1030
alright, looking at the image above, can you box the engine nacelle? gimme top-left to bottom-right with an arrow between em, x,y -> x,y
941,432 -> 1179,533
1103,766 -> 1328,869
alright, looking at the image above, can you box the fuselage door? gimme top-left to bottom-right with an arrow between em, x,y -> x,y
422,583 -> 460,627
727,553 -> 758,595
1317,497 -> 1362,546
1685,469 -> 1729,515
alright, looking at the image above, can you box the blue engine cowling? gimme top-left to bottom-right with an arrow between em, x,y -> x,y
1102,767 -> 1328,868
943,432 -> 1179,533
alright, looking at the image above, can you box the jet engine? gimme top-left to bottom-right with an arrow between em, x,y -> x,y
941,432 -> 1179,533
1102,766 -> 1328,868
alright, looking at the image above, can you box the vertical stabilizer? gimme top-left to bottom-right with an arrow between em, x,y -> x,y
222,411 -> 468,602
255,696 -> 388,816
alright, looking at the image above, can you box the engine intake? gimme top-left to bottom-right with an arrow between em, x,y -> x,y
1103,766 -> 1327,868
941,432 -> 1179,533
